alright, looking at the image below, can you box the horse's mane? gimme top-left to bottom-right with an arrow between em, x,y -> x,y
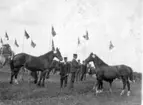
95,55 -> 108,67
39,50 -> 53,58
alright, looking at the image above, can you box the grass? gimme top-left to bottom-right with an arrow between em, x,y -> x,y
0,69 -> 142,105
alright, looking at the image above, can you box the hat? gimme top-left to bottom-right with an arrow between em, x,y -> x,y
64,57 -> 67,59
73,54 -> 77,56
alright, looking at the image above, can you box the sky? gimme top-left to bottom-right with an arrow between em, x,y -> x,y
0,0 -> 142,72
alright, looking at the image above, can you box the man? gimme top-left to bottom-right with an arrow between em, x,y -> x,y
80,61 -> 87,81
69,54 -> 79,89
75,59 -> 81,82
60,57 -> 70,89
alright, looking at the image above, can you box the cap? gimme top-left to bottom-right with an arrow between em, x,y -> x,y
73,54 -> 77,56
64,57 -> 67,59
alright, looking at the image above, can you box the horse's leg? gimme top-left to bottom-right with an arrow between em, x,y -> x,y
10,67 -> 20,84
34,71 -> 38,84
42,70 -> 47,87
127,78 -> 131,96
109,81 -> 113,93
37,71 -> 43,86
120,77 -> 127,96
10,70 -> 15,84
31,71 -> 38,84
95,80 -> 101,95
19,67 -> 25,82
46,69 -> 51,79
97,81 -> 101,93
99,81 -> 103,93
14,70 -> 19,84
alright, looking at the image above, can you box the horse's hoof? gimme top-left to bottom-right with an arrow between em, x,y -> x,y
34,80 -> 37,84
9,81 -> 12,84
120,90 -> 125,96
99,89 -> 103,93
96,90 -> 100,94
127,91 -> 131,96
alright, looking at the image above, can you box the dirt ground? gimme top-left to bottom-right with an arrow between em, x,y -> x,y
0,67 -> 142,105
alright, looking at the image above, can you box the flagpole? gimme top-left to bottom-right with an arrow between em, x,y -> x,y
1,44 -> 3,56
0,38 -> 3,56
22,31 -> 25,52
51,25 -> 53,51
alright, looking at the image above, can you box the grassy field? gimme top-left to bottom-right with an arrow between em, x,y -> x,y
0,67 -> 142,105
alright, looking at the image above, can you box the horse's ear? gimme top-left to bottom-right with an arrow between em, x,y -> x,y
56,47 -> 59,51
91,52 -> 93,55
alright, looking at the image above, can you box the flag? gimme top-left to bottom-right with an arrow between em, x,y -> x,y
51,26 -> 56,37
109,41 -> 114,50
52,39 -> 55,50
83,31 -> 89,40
31,40 -> 36,48
24,30 -> 30,39
14,39 -> 19,47
0,38 -> 3,45
5,32 -> 9,40
78,37 -> 80,45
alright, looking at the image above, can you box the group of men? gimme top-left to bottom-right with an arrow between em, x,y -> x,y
59,53 -> 87,90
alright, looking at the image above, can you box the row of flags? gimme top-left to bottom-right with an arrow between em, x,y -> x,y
0,26 -> 114,52
77,30 -> 114,50
24,30 -> 36,48
0,30 -> 36,48
78,30 -> 89,45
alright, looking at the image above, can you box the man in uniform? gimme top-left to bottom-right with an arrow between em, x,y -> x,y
69,54 -> 79,89
80,61 -> 87,81
60,57 -> 70,90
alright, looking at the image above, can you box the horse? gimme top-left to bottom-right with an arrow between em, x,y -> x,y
9,48 -> 63,87
51,60 -> 61,75
85,53 -> 134,96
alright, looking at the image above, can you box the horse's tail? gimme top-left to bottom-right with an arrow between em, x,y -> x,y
128,67 -> 134,82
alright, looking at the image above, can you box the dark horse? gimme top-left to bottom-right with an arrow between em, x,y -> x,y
9,48 -> 63,86
85,53 -> 134,96
50,60 -> 61,74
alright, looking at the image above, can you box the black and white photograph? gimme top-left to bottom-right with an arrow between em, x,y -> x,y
0,0 -> 142,105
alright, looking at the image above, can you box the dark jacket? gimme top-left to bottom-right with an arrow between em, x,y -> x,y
60,62 -> 70,76
81,64 -> 87,74
71,59 -> 79,73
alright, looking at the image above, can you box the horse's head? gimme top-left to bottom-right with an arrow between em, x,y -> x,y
85,52 -> 97,65
85,52 -> 108,67
53,48 -> 63,61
